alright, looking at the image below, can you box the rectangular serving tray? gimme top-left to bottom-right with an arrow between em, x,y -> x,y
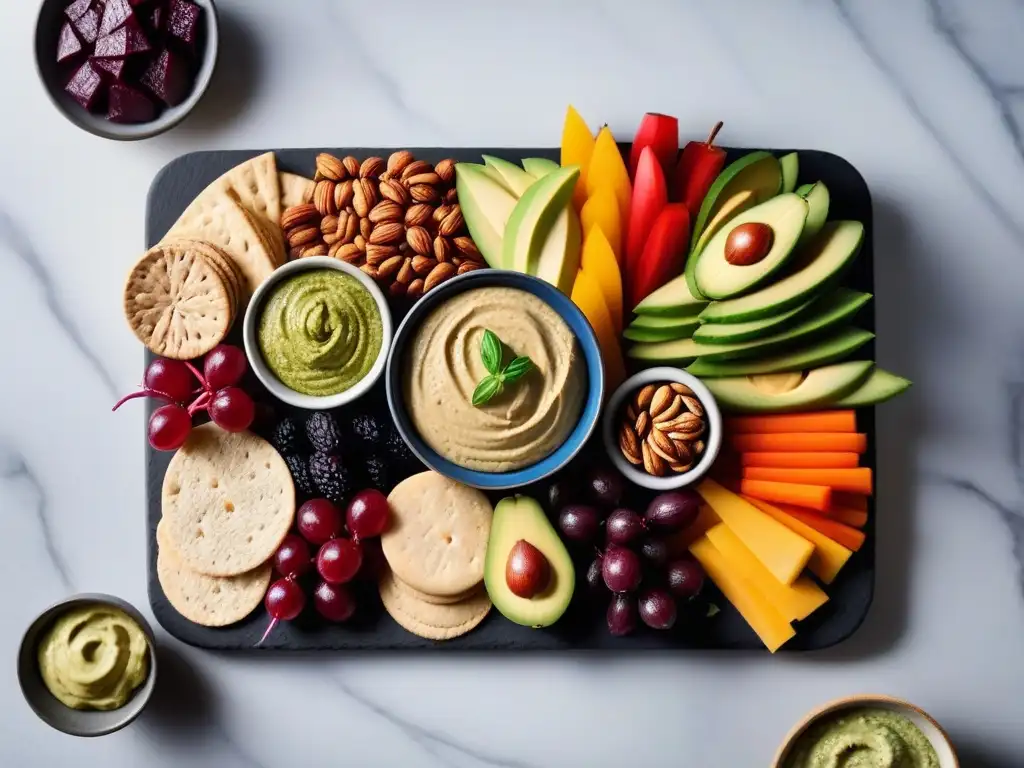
145,147 -> 875,651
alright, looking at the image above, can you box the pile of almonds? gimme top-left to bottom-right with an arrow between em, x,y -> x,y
279,152 -> 485,298
618,382 -> 708,477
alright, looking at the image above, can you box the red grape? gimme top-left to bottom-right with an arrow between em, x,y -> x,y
602,545 -> 642,593
645,491 -> 700,533
638,588 -> 677,630
346,490 -> 390,540
145,358 -> 196,403
265,578 -> 305,621
204,344 -> 247,391
313,581 -> 356,622
607,594 -> 637,636
640,539 -> 668,568
666,558 -> 705,600
317,538 -> 363,584
209,387 -> 255,432
297,499 -> 341,544
273,534 -> 312,578
605,508 -> 643,545
585,556 -> 604,593
586,467 -> 624,507
557,505 -> 601,543
148,404 -> 191,451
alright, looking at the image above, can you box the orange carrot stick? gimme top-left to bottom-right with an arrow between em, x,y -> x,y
829,507 -> 868,528
730,433 -> 868,454
771,504 -> 866,551
739,479 -> 832,512
832,492 -> 867,512
727,411 -> 856,434
740,452 -> 860,469
742,467 -> 873,495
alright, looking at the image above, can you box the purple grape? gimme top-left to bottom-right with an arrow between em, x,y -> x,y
586,556 -> 604,592
640,538 -> 668,568
638,588 -> 677,630
605,508 -> 644,546
601,545 -> 642,593
666,558 -> 705,600
644,491 -> 701,533
558,504 -> 601,543
546,480 -> 575,513
587,467 -> 624,507
607,594 -> 638,636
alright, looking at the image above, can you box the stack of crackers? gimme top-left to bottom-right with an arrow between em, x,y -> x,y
379,472 -> 494,640
123,152 -> 315,359
156,423 -> 296,627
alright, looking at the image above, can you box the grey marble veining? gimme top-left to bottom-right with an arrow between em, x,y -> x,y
3,1 -> 1024,766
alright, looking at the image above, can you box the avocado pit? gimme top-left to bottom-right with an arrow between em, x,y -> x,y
505,540 -> 549,599
725,222 -> 774,266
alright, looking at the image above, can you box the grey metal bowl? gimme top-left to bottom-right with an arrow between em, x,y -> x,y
17,594 -> 158,737
34,0 -> 219,140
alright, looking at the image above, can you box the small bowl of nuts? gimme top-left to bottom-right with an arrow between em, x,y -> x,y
602,367 -> 722,490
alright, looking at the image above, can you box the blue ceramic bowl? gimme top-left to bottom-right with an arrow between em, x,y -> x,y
386,270 -> 604,490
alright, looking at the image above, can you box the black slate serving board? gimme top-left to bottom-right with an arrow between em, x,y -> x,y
145,147 -> 875,651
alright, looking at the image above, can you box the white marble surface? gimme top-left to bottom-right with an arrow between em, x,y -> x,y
2,0 -> 1023,765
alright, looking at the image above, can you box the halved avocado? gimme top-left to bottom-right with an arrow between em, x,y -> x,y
628,288 -> 871,364
692,193 -> 809,299
503,166 -> 580,275
686,327 -> 874,377
833,368 -> 911,407
699,220 -> 864,323
691,189 -> 757,257
482,155 -> 535,196
701,361 -> 874,413
455,163 -> 518,268
780,152 -> 799,193
484,496 -> 574,628
689,151 -> 782,253
623,317 -> 699,343
796,181 -> 830,246
692,296 -> 816,345
521,157 -> 560,179
632,273 -> 709,317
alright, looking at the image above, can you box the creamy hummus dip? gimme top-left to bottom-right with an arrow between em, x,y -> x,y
37,605 -> 149,711
783,707 -> 940,768
405,286 -> 586,472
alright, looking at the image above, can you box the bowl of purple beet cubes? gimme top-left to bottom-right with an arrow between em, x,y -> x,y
35,0 -> 218,139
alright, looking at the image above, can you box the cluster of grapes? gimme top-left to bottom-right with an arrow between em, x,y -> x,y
259,489 -> 390,645
113,344 -> 256,451
549,469 -> 706,637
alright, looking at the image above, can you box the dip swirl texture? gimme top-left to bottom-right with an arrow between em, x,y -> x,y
783,707 -> 940,768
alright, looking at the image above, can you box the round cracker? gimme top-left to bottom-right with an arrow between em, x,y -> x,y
382,472 -> 492,597
161,424 -> 295,577
392,573 -> 480,606
378,570 -> 491,641
182,239 -> 244,304
123,242 -> 232,360
192,244 -> 238,320
156,521 -> 271,627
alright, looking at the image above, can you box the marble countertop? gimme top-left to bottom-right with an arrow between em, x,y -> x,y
3,0 -> 1023,765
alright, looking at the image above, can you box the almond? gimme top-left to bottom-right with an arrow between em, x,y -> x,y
397,257 -> 415,284
439,207 -> 464,237
648,429 -> 679,464
320,215 -> 339,235
366,244 -> 399,267
411,255 -> 437,275
360,263 -> 379,280
334,179 -> 354,210
301,243 -> 328,258
681,395 -> 704,418
402,203 -> 431,227
281,203 -> 319,230
434,158 -> 456,185
343,212 -> 359,243
377,255 -> 404,280
433,204 -> 452,223
434,235 -> 451,263
669,461 -> 694,474
334,243 -> 363,264
457,261 -> 482,275
642,442 -> 666,477
634,384 -> 657,411
619,424 -> 643,465
424,261 -> 456,292
328,241 -> 344,258
409,184 -> 439,204
342,156 -> 361,177
323,230 -> 342,246
367,200 -> 402,224
653,395 -> 683,424
671,382 -> 695,396
359,216 -> 372,241
314,180 -> 338,216
386,150 -> 415,176
379,179 -> 409,206
389,281 -> 407,297
287,226 -> 320,248
626,403 -> 640,422
661,412 -> 703,433
354,178 -> 378,217
359,156 -> 385,179
354,235 -> 366,252
369,222 -> 405,245
406,278 -> 425,299
406,172 -> 441,187
400,160 -> 432,181
453,236 -> 482,262
316,153 -> 346,182
692,439 -> 705,456
649,385 -> 674,418
670,440 -> 693,466
444,188 -> 458,204
288,246 -> 304,260
635,410 -> 650,438
406,226 -> 432,256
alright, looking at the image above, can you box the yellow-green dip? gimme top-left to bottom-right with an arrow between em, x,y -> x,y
783,707 -> 940,768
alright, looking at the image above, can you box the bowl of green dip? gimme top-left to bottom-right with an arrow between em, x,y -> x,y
243,257 -> 392,410
773,694 -> 959,768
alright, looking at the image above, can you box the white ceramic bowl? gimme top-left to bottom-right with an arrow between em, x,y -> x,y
242,257 -> 393,410
772,694 -> 959,767
601,367 -> 722,491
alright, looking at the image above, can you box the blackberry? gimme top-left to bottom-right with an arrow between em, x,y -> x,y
306,412 -> 342,454
349,413 -> 382,447
309,452 -> 354,504
363,454 -> 391,493
284,453 -> 315,497
270,417 -> 304,455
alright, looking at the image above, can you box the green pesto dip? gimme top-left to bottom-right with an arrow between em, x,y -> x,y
783,707 -> 940,768
258,269 -> 383,397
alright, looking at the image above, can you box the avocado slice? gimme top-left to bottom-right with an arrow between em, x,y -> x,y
689,151 -> 782,253
521,157 -> 560,179
623,317 -> 699,342
833,368 -> 911,407
532,203 -> 582,295
796,181 -> 830,246
780,152 -> 799,194
484,495 -> 575,628
455,163 -> 518,268
482,155 -> 536,196
692,297 -> 816,344
692,193 -> 809,299
632,273 -> 709,317
699,220 -> 864,323
630,312 -> 701,329
628,288 -> 871,364
701,361 -> 874,413
691,189 -> 757,257
686,327 -> 874,377
503,166 -> 580,275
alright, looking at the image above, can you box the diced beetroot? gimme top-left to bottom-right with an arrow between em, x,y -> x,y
93,20 -> 151,58
65,61 -> 104,111
146,4 -> 165,36
140,48 -> 189,106
56,23 -> 83,64
166,0 -> 201,49
107,83 -> 156,123
72,6 -> 101,44
91,55 -> 128,79
98,0 -> 133,38
64,0 -> 92,22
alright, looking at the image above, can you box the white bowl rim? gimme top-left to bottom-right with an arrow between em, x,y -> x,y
601,367 -> 723,491
242,257 -> 393,410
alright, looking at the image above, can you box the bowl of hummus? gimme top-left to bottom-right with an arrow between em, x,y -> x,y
18,594 -> 158,736
386,270 -> 604,490
243,257 -> 392,410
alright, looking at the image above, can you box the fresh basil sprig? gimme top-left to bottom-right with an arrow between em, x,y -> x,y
472,329 -> 534,407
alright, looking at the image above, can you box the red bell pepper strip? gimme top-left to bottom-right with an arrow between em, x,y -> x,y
625,146 -> 668,280
629,112 -> 679,180
674,121 -> 727,217
630,203 -> 691,309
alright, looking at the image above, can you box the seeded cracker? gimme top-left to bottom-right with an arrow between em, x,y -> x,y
123,242 -> 232,360
161,424 -> 295,577
379,570 -> 491,641
171,239 -> 244,310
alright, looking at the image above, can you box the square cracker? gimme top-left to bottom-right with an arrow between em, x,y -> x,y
213,151 -> 282,225
280,172 -> 314,209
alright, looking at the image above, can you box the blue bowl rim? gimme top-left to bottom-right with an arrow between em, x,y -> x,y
385,270 -> 605,490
